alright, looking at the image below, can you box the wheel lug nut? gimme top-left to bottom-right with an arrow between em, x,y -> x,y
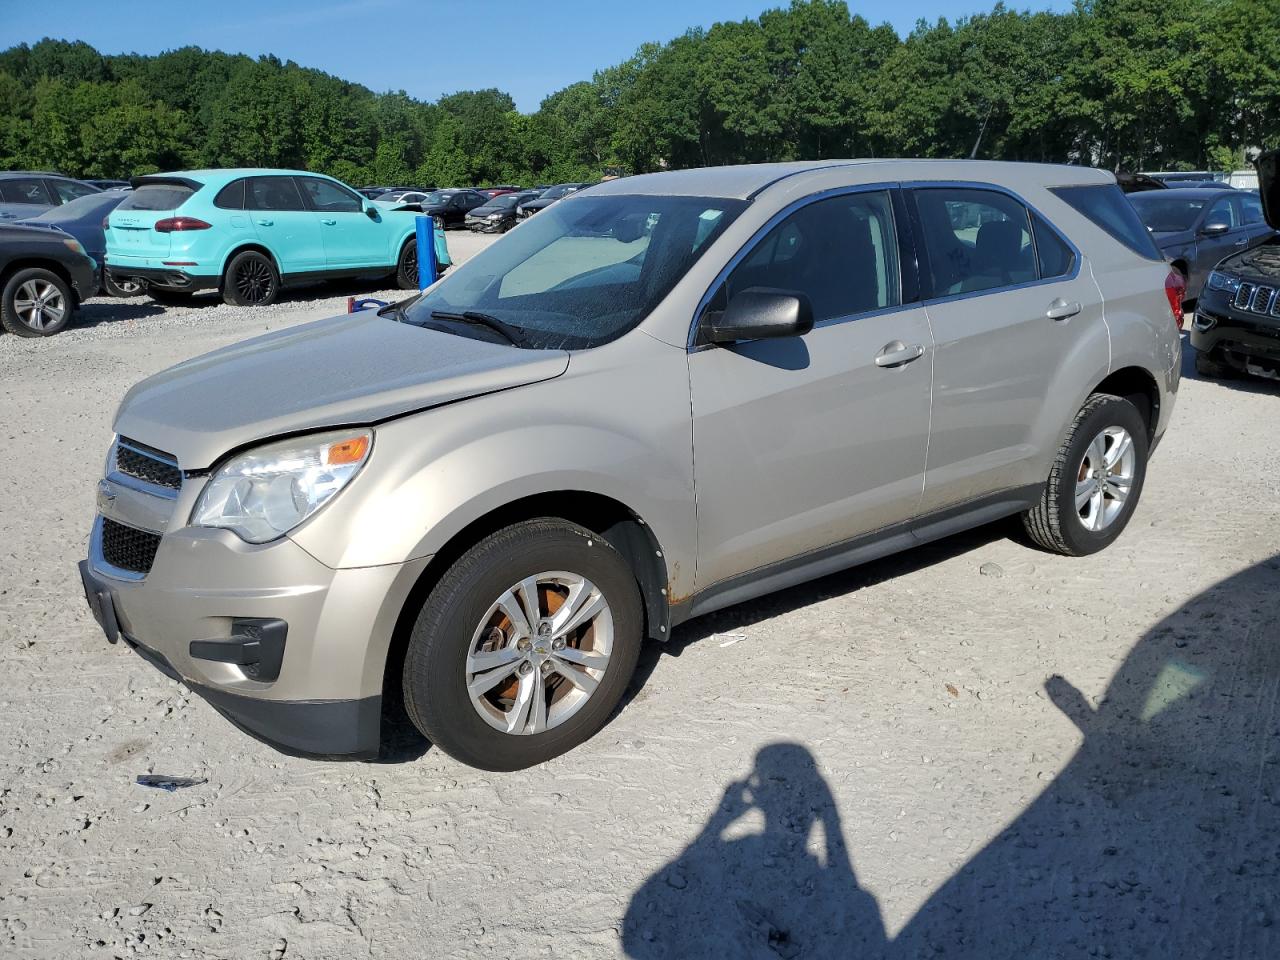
517,638 -> 531,652
518,661 -> 533,675
552,638 -> 566,651
540,661 -> 553,675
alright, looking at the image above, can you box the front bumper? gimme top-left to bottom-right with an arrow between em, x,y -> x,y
105,264 -> 218,292
466,219 -> 507,233
81,504 -> 428,758
1190,288 -> 1280,373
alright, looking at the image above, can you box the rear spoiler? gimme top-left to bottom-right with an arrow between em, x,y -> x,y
1256,150 -> 1279,231
129,175 -> 203,191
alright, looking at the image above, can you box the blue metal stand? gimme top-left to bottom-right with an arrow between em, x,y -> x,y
416,215 -> 438,289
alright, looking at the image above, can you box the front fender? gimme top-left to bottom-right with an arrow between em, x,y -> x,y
288,336 -> 698,601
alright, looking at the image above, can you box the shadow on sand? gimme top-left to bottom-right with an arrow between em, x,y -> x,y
623,556 -> 1280,958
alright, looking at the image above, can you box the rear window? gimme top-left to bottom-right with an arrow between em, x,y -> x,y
1051,184 -> 1162,260
119,184 -> 196,212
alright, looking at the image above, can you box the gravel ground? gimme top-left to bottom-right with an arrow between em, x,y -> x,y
1,258 -> 1278,959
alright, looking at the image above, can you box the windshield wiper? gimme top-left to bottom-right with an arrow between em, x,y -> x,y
429,310 -> 528,346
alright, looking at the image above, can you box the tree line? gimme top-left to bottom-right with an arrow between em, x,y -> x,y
1,0 -> 1276,187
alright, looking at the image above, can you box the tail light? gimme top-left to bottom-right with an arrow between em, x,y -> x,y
154,217 -> 212,233
1165,270 -> 1186,330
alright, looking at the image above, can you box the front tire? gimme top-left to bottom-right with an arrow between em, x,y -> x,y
1,267 -> 73,337
402,519 -> 644,771
1022,393 -> 1148,556
221,250 -> 279,307
395,238 -> 419,290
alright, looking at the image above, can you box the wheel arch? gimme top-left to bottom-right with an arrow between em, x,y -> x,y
0,258 -> 79,304
1093,365 -> 1161,444
377,490 -> 671,722
218,242 -> 279,284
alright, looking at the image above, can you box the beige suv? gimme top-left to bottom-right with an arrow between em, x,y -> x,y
80,160 -> 1181,770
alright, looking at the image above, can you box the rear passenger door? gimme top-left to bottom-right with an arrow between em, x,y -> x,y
909,185 -> 1107,513
689,189 -> 935,590
245,176 -> 325,274
298,176 -> 389,269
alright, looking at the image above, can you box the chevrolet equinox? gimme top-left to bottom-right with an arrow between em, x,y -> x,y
80,160 -> 1182,770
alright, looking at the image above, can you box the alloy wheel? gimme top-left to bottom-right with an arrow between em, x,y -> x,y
465,571 -> 613,736
234,258 -> 274,304
13,279 -> 65,331
1076,425 -> 1136,531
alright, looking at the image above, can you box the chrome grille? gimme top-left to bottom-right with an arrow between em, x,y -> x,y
1253,286 -> 1276,315
100,517 -> 161,575
115,437 -> 182,489
1234,283 -> 1256,311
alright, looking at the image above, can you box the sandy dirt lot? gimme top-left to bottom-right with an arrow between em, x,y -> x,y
1,240 -> 1277,959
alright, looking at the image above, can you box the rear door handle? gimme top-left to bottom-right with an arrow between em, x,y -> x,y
1046,298 -> 1082,321
256,218 -> 273,227
874,341 -> 925,368
321,218 -> 337,226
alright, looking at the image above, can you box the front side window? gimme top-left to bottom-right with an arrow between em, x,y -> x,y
401,193 -> 746,349
0,177 -> 53,205
712,190 -> 901,324
49,179 -> 98,203
300,177 -> 362,213
247,177 -> 306,212
915,188 -> 1035,296
1204,196 -> 1237,229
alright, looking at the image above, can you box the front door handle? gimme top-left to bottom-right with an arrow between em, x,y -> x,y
1234,237 -> 1248,247
321,218 -> 337,225
256,218 -> 274,227
1046,298 -> 1082,321
874,341 -> 925,368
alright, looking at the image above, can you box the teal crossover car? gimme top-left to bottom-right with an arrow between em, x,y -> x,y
105,169 -> 451,306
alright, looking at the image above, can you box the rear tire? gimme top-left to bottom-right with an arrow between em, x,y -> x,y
1,267 -> 74,337
102,272 -> 146,298
1022,393 -> 1148,556
402,519 -> 643,771
1194,350 -> 1232,380
221,250 -> 279,307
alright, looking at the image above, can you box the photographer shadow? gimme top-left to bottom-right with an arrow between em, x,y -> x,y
624,556 -> 1280,958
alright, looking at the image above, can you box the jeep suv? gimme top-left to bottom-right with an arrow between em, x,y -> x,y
79,160 -> 1181,770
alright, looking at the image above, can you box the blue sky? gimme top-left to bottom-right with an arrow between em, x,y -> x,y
1,0 -> 1070,112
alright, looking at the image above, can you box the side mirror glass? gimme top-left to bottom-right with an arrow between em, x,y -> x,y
365,205 -> 378,220
1201,221 -> 1229,236
704,287 -> 815,345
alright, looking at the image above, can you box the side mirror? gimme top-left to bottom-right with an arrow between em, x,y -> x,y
1201,221 -> 1229,236
365,205 -> 378,220
704,288 -> 814,345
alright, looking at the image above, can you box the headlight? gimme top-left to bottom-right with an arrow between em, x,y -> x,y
1207,271 -> 1241,294
192,429 -> 372,543
487,213 -> 501,220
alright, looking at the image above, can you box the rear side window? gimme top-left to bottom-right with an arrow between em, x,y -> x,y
914,187 -> 1036,296
214,179 -> 245,210
1242,195 -> 1265,224
718,190 -> 901,322
1033,213 -> 1076,279
0,177 -> 53,204
49,179 -> 98,203
1051,184 -> 1162,260
247,177 -> 306,212
119,184 -> 196,211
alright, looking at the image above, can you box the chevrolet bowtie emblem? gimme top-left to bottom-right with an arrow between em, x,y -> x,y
96,479 -> 117,512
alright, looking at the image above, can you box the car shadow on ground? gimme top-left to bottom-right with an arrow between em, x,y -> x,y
74,298 -> 168,328
626,520 -> 1012,706
621,555 -> 1280,958
1181,332 -> 1280,394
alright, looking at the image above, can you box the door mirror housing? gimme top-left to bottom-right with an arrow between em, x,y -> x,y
704,288 -> 815,345
364,205 -> 378,220
1200,221 -> 1229,236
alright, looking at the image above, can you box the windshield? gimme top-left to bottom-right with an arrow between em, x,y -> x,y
401,193 -> 747,349
418,191 -> 451,205
487,195 -> 521,209
541,185 -> 579,200
1129,194 -> 1211,232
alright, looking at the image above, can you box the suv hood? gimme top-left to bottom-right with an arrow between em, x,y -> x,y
114,311 -> 570,469
1219,235 -> 1280,282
